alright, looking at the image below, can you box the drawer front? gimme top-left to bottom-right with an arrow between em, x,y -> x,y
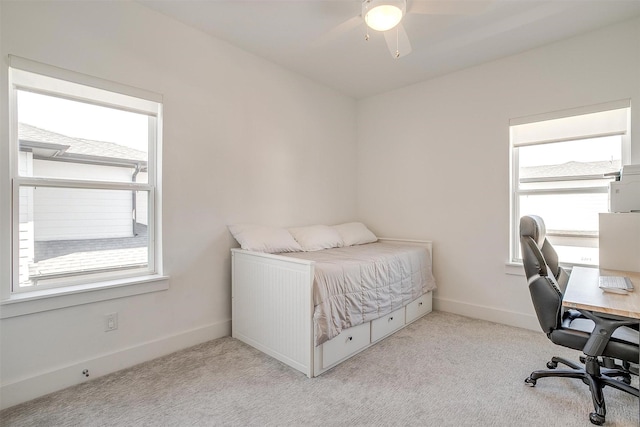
371,308 -> 405,342
406,293 -> 432,323
321,322 -> 370,368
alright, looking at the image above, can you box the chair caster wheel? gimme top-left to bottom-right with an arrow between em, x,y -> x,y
589,412 -> 605,425
524,377 -> 536,387
547,361 -> 558,369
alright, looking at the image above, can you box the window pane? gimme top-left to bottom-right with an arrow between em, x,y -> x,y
519,193 -> 606,233
519,193 -> 606,266
17,90 -> 149,183
18,186 -> 149,287
547,240 -> 599,266
518,136 -> 621,191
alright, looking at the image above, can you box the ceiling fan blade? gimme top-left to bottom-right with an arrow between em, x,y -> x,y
384,23 -> 412,58
408,0 -> 492,15
313,15 -> 363,47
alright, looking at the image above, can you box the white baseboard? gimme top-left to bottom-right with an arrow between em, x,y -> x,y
0,319 -> 231,410
1,303 -> 538,411
434,296 -> 540,331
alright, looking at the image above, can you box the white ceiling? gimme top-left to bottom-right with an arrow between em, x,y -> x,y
139,0 -> 640,99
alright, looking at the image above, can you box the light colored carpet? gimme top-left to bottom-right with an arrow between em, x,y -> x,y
1,311 -> 638,426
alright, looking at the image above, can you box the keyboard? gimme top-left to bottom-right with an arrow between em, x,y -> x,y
598,276 -> 635,293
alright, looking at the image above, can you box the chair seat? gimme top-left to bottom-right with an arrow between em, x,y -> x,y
552,316 -> 639,362
567,318 -> 639,344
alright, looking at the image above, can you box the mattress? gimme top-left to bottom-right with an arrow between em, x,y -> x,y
283,242 -> 436,346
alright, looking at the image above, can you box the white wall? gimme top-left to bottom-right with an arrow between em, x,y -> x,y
356,17 -> 640,329
0,1 -> 357,408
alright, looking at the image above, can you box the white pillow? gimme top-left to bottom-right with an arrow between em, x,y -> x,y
228,224 -> 302,253
288,225 -> 343,252
333,222 -> 377,246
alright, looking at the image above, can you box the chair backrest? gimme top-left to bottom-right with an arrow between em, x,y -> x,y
519,215 -> 569,334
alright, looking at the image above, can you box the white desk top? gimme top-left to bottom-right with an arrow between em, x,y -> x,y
563,266 -> 640,320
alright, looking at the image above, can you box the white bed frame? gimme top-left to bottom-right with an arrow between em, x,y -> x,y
231,238 -> 433,377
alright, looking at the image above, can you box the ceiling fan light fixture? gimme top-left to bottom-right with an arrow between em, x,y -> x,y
363,0 -> 405,32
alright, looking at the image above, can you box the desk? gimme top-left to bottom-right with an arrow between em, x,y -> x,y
563,266 -> 640,320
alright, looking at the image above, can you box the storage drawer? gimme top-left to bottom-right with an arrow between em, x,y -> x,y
371,308 -> 405,342
406,293 -> 432,323
321,322 -> 370,368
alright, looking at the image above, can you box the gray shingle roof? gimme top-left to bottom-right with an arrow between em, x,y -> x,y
32,224 -> 148,278
521,160 -> 621,180
18,123 -> 147,162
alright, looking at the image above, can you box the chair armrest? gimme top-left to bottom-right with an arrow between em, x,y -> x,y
578,309 -> 638,356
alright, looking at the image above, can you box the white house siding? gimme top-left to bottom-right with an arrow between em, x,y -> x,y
33,187 -> 133,241
135,171 -> 148,226
18,151 -> 34,284
33,160 -> 135,241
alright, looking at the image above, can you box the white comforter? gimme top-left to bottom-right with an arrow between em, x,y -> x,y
284,242 -> 436,346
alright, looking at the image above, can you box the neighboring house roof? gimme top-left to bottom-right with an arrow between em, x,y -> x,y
33,223 -> 149,277
18,123 -> 147,167
521,160 -> 621,180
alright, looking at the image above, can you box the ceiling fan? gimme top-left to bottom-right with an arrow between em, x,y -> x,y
324,0 -> 492,59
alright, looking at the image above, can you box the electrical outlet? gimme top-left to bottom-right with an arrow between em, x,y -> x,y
105,313 -> 118,332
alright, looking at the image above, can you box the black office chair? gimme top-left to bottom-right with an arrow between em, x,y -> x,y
519,215 -> 639,425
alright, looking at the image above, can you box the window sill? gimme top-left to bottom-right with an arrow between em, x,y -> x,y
505,262 -> 525,276
0,274 -> 169,319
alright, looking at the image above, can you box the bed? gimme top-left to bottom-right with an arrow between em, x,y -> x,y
230,223 -> 436,377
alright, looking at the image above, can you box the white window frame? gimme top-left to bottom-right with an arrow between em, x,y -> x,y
509,100 -> 631,267
1,56 -> 167,318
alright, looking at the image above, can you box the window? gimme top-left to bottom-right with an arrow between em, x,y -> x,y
510,101 -> 630,266
7,56 -> 163,296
